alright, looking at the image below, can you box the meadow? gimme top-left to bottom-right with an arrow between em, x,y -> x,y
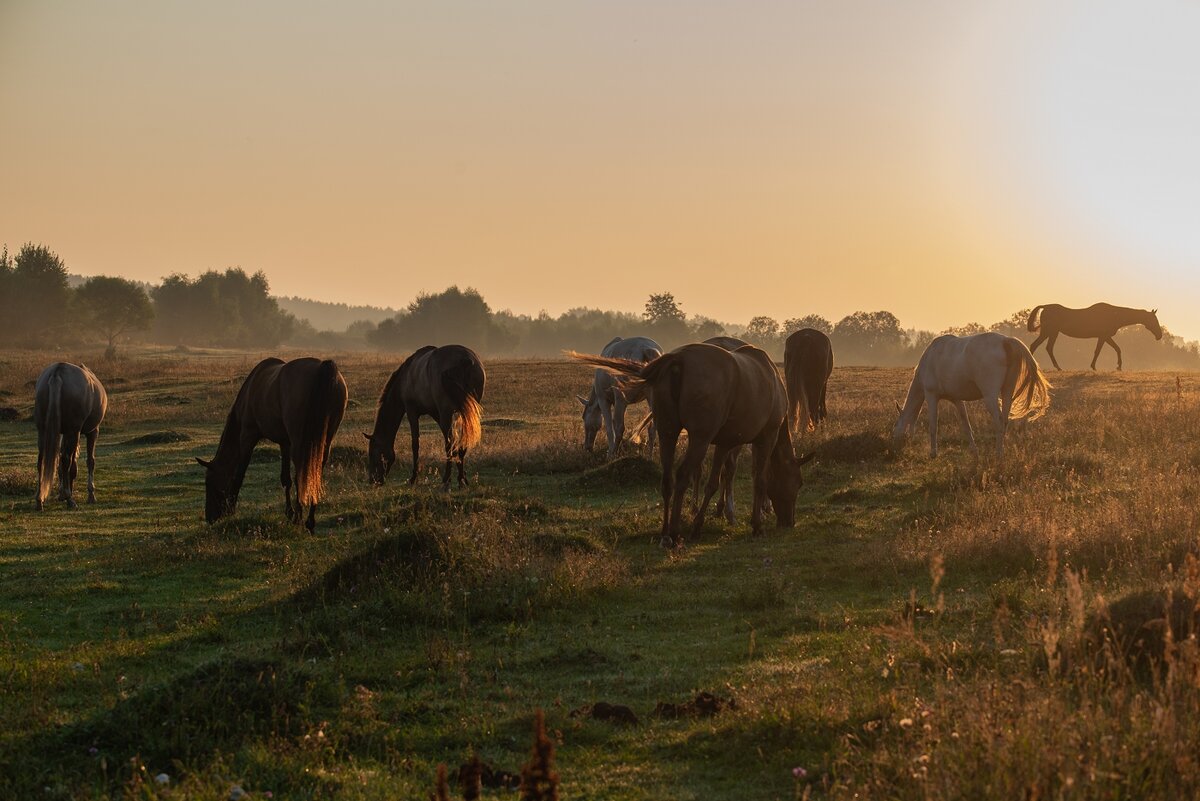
1,348 -> 1198,800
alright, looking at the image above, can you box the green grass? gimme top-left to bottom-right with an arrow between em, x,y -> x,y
1,350 -> 1199,798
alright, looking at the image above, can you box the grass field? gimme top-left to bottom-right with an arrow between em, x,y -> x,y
1,348 -> 1199,800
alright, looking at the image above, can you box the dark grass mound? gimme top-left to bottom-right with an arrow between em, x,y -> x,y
1083,588 -> 1200,677
1,659 -> 331,794
483,417 -> 529,429
0,468 -> 36,497
151,393 -> 191,405
576,455 -> 661,490
818,432 -> 890,463
120,430 -> 193,446
0,407 -> 20,422
327,444 -> 365,469
251,446 -> 280,463
290,529 -> 442,608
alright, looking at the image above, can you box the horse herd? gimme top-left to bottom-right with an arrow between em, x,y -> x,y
26,301 -> 1162,547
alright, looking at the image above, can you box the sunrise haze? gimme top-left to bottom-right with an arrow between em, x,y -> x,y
3,1 -> 1198,338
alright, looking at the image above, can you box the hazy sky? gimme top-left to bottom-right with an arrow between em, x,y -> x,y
3,1 -> 1198,337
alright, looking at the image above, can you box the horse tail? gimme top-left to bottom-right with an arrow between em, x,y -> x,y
38,370 -> 63,506
630,411 -> 655,444
1004,337 -> 1051,421
566,351 -> 650,393
784,353 -> 811,434
296,360 -> 344,508
1027,305 -> 1046,332
442,360 -> 484,453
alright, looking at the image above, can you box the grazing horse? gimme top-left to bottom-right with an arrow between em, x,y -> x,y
197,357 -> 347,532
893,332 -> 1050,458
1028,303 -> 1162,371
784,328 -> 833,432
576,336 -> 661,458
366,345 -> 485,490
572,343 -> 812,547
33,362 -> 107,510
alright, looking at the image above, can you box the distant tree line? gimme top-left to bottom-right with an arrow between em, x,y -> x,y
4,240 -> 1199,369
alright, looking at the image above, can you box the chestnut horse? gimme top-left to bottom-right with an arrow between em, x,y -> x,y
366,345 -> 485,490
33,362 -> 107,510
572,343 -> 812,547
197,357 -> 347,531
1028,303 -> 1162,371
784,328 -> 833,432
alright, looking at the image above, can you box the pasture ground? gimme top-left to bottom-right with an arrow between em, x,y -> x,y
1,349 -> 1199,800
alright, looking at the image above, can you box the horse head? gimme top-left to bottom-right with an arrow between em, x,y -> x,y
195,456 -> 235,523
766,446 -> 815,529
1147,308 -> 1163,340
364,430 -> 395,485
578,392 -> 602,451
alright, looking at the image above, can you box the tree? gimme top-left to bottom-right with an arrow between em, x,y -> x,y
943,322 -> 986,337
367,286 -> 500,352
743,316 -> 781,347
783,314 -> 833,335
832,310 -> 906,363
151,268 -> 294,348
644,292 -> 686,325
75,276 -> 155,358
7,243 -> 71,346
691,317 -> 725,340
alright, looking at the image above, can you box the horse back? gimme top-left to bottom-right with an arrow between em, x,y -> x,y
34,362 -> 107,432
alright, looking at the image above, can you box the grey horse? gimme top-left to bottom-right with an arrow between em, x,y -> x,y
576,336 -> 662,458
34,362 -> 108,510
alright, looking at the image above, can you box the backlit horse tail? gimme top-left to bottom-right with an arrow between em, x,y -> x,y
784,353 -> 812,434
1005,337 -> 1051,421
1027,305 -> 1046,332
443,359 -> 485,453
38,370 -> 63,506
297,360 -> 344,507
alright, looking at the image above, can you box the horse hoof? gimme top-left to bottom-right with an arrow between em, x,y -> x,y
87,495 -> 97,504
66,499 -> 78,510
35,500 -> 43,511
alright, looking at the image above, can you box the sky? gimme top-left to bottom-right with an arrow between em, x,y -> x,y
2,1 -> 1198,338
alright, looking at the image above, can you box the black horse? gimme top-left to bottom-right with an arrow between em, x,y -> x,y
783,328 -> 833,431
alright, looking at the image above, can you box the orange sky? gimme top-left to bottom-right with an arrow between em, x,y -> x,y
3,2 -> 1198,337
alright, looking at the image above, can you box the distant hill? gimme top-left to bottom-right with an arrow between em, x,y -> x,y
275,295 -> 398,331
68,274 -> 398,332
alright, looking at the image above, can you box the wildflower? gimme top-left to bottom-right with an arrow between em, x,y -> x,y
230,786 -> 246,801
899,717 -> 914,728
87,746 -> 98,756
792,766 -> 808,779
154,773 -> 170,785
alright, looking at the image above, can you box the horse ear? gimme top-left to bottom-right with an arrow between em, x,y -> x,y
576,394 -> 589,406
1152,308 -> 1158,314
195,457 -> 211,469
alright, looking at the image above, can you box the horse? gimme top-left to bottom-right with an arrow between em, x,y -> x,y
1027,303 -> 1162,371
196,357 -> 347,532
576,336 -> 662,458
365,345 -> 485,490
33,362 -> 107,510
892,332 -> 1050,458
571,342 -> 812,547
784,328 -> 833,432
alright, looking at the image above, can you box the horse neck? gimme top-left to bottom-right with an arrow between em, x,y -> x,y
772,422 -> 795,463
372,378 -> 406,442
209,412 -> 249,491
896,374 -> 925,433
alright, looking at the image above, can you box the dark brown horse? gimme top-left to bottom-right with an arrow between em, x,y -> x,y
1028,303 -> 1162,371
34,362 -> 107,510
197,357 -> 347,531
572,343 -> 812,547
784,328 -> 833,432
365,345 -> 485,489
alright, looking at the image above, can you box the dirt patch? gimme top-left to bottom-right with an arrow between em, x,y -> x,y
569,701 -> 640,726
120,430 -> 193,446
576,455 -> 661,490
653,691 -> 738,719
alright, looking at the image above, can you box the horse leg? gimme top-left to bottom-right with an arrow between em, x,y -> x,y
85,429 -> 98,503
720,447 -> 739,524
749,439 -> 774,536
953,401 -> 976,454
35,438 -> 44,511
600,397 -> 617,460
691,444 -> 734,539
1029,333 -> 1047,354
612,393 -> 630,459
983,394 -> 1006,457
305,502 -> 317,533
925,394 -> 940,458
279,441 -> 295,522
407,415 -> 421,485
671,436 -> 711,546
1046,333 -> 1062,370
60,431 -> 80,508
1090,338 -> 1105,371
657,424 -> 680,548
1107,337 -> 1123,371
438,418 -> 454,491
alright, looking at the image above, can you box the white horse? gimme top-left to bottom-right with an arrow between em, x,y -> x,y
892,332 -> 1050,457
577,336 -> 662,458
